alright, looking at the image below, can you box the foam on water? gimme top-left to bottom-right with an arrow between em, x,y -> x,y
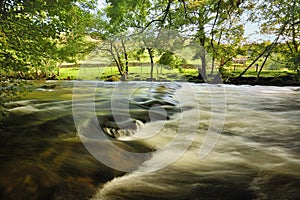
92,84 -> 300,200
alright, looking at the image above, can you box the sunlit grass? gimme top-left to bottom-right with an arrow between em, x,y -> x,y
58,64 -> 199,81
57,61 -> 297,82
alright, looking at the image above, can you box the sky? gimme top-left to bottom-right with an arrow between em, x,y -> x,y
244,22 -> 275,43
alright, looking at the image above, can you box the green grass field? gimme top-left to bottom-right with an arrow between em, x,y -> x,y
58,64 -> 199,81
58,65 -> 297,81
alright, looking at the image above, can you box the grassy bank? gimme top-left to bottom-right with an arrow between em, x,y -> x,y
57,64 -> 196,82
56,64 -> 300,86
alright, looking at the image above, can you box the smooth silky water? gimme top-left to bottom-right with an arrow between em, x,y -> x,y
0,81 -> 299,200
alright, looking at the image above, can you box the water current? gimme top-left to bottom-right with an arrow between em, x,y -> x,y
0,81 -> 299,200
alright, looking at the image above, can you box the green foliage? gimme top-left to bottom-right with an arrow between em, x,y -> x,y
266,60 -> 284,70
287,53 -> 300,71
158,51 -> 186,70
0,0 -> 97,114
0,0 -> 97,72
131,48 -> 147,61
158,52 -> 174,66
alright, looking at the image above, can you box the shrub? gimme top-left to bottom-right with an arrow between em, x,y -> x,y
158,51 -> 186,70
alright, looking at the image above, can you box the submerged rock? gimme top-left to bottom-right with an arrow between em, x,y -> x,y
101,119 -> 144,139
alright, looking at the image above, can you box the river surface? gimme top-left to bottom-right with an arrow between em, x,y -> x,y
0,81 -> 299,200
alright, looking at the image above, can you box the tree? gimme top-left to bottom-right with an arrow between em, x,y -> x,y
0,0 -> 96,74
139,0 -> 249,80
92,0 -> 152,79
236,0 -> 300,79
0,0 -> 97,114
93,0 -> 299,82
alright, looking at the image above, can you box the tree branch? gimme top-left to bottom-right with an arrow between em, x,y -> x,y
257,21 -> 289,79
130,0 -> 172,37
210,0 -> 222,54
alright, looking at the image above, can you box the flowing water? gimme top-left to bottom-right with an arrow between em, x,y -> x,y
0,81 -> 299,200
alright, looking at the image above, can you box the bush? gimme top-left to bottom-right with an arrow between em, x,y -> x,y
267,63 -> 283,70
158,51 -> 186,70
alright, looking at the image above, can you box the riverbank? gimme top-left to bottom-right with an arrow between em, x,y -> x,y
54,65 -> 300,86
227,76 -> 300,86
184,74 -> 300,86
59,74 -> 300,86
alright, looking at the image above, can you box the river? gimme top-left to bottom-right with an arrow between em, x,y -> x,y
0,81 -> 299,200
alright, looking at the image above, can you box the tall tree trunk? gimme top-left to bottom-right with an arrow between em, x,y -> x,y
113,44 -> 124,73
200,53 -> 207,80
210,56 -> 215,77
147,48 -> 154,81
210,0 -> 222,77
121,39 -> 129,74
109,43 -> 123,76
257,53 -> 271,80
198,25 -> 207,80
214,30 -> 224,76
57,62 -> 62,76
291,0 -> 298,53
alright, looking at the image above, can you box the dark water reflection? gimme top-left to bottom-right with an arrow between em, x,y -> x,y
0,140 -> 120,199
0,81 -> 179,199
